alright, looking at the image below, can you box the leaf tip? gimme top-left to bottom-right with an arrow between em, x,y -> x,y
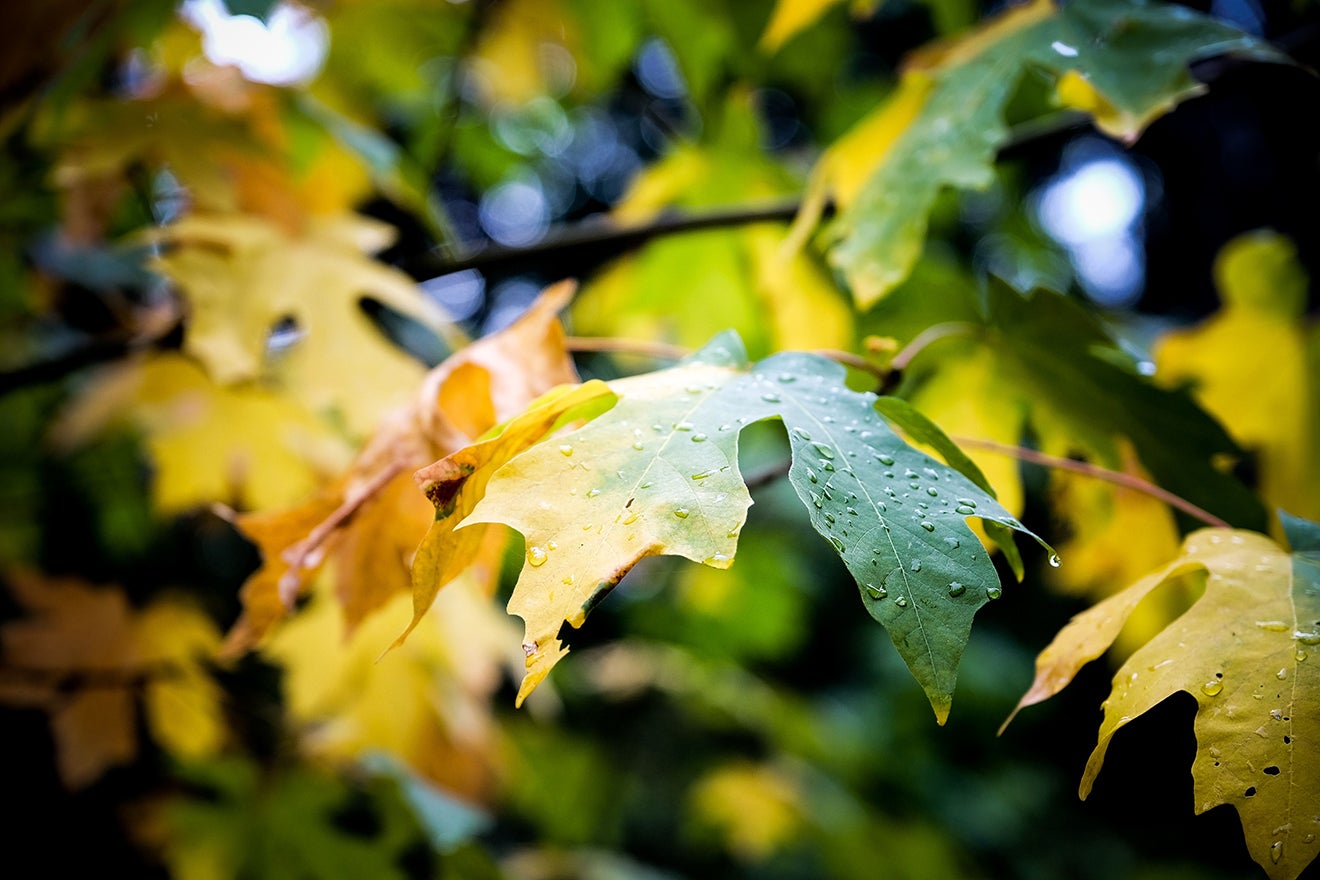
997,702 -> 1025,737
930,695 -> 953,726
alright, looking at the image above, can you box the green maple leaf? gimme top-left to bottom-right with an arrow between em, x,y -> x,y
1005,512 -> 1320,880
799,0 -> 1279,307
449,332 -> 1047,720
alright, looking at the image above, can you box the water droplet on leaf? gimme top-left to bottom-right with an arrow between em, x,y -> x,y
527,546 -> 548,567
1202,680 -> 1223,697
920,521 -> 935,532
948,582 -> 966,597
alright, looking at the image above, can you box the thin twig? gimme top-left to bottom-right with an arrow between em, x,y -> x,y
951,436 -> 1230,529
878,322 -> 981,393
0,318 -> 182,394
0,661 -> 179,691
889,322 -> 979,373
565,336 -> 690,362
744,459 -> 791,491
276,460 -> 407,607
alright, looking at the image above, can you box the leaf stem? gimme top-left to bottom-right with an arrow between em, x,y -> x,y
950,436 -> 1231,529
879,322 -> 981,394
889,322 -> 980,373
272,459 -> 407,607
811,348 -> 888,384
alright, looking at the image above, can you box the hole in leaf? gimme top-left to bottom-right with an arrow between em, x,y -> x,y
1263,766 -> 1280,775
1244,787 -> 1257,798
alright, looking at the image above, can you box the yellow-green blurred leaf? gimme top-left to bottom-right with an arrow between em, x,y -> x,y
689,762 -> 806,861
1154,231 -> 1320,525
151,212 -> 456,436
56,353 -> 353,513
577,101 -> 854,358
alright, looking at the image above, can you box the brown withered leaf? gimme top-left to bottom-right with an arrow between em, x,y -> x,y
221,282 -> 580,653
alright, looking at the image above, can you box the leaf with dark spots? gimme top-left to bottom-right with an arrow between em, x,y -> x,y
1005,514 -> 1320,880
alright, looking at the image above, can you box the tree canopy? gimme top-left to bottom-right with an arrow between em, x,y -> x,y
2,0 -> 1318,878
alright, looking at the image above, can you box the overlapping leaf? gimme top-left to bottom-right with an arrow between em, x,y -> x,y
151,213 -> 456,436
894,280 -> 1265,535
265,579 -> 520,802
1005,514 -> 1320,880
792,0 -> 1277,306
54,353 -> 353,513
450,332 -> 1044,718
223,284 -> 581,652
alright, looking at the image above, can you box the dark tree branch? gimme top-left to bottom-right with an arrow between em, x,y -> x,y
400,198 -> 811,279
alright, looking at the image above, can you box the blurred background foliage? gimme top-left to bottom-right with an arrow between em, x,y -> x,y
1,0 -> 1318,877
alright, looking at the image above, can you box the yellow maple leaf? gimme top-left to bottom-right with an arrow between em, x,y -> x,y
265,577 -> 520,801
151,212 -> 456,437
1154,231 -> 1319,525
1005,522 -> 1320,880
54,352 -> 353,513
468,0 -> 575,105
0,572 -> 223,788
